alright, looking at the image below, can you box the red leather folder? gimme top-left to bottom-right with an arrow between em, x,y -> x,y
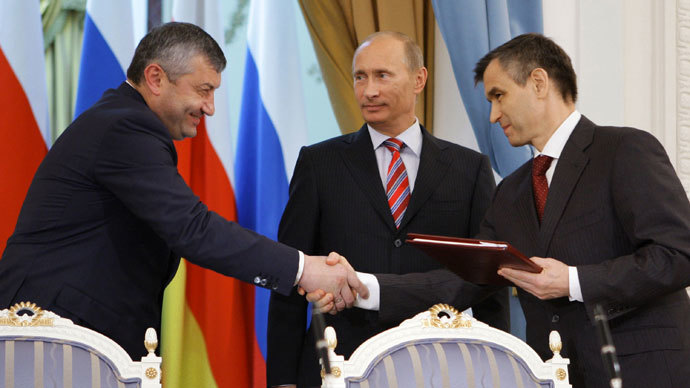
406,233 -> 542,286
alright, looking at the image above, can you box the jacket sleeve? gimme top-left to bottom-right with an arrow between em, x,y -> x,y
93,114 -> 299,295
267,147 -> 319,386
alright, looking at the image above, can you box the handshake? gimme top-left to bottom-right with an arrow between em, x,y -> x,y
298,252 -> 368,314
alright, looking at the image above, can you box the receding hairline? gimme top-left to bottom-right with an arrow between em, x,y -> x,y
352,31 -> 424,73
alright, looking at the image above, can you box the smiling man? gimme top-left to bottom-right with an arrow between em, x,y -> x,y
474,33 -> 690,388
0,22 -> 367,359
267,31 -> 509,387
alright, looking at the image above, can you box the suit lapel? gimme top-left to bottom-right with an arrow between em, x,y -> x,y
341,125 -> 397,230
538,116 -> 595,254
399,127 -> 450,230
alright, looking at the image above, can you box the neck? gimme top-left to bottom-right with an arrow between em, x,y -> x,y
370,116 -> 416,138
532,101 -> 575,152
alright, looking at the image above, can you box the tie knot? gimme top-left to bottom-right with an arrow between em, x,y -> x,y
383,138 -> 404,153
532,155 -> 553,177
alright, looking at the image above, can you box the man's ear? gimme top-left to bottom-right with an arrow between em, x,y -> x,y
143,63 -> 166,96
530,67 -> 549,98
413,66 -> 428,94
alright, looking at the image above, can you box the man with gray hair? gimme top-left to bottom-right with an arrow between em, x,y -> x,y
0,22 -> 366,359
267,31 -> 508,387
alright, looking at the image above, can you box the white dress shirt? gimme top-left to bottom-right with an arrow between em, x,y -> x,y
353,120 -> 423,310
534,110 -> 584,302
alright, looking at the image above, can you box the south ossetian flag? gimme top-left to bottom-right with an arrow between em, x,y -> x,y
161,1 -> 254,387
0,0 -> 50,255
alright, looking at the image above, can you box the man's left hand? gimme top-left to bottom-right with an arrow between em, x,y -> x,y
498,257 -> 569,299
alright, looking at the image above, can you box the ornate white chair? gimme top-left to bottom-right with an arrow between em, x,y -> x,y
0,302 -> 161,388
322,304 -> 570,388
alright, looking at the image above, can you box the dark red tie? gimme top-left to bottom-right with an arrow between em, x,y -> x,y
384,138 -> 410,228
532,155 -> 553,222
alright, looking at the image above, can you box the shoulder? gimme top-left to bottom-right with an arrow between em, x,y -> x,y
431,135 -> 485,158
585,124 -> 665,158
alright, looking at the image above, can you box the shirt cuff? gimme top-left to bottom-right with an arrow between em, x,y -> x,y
294,251 -> 305,286
568,266 -> 583,302
353,272 -> 380,310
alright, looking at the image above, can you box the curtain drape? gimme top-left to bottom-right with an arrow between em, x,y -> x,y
431,0 -> 541,177
298,0 -> 435,134
41,0 -> 86,142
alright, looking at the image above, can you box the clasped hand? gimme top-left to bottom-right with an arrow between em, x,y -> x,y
298,252 -> 368,312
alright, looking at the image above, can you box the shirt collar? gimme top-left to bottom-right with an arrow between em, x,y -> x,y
536,110 -> 581,160
368,118 -> 423,157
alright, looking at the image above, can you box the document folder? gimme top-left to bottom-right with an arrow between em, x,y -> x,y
406,233 -> 542,285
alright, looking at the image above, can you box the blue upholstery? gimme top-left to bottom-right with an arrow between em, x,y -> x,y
345,339 -> 553,388
0,337 -> 140,388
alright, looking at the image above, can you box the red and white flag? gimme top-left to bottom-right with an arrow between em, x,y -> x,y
0,1 -> 50,254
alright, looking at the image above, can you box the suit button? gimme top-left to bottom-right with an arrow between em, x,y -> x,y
254,276 -> 261,284
272,284 -> 279,291
552,314 -> 559,323
393,239 -> 403,248
260,278 -> 267,286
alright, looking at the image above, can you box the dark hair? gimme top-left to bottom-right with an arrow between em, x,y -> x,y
353,31 -> 424,73
474,33 -> 577,103
127,22 -> 226,84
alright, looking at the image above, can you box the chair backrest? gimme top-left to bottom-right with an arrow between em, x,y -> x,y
322,304 -> 571,388
0,302 -> 161,388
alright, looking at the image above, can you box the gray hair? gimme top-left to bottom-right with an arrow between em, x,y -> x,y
127,22 -> 226,84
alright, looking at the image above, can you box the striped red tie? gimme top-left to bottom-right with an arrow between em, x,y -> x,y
384,138 -> 410,228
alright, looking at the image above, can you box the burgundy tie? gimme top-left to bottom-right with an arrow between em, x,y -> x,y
384,138 -> 410,228
532,155 -> 553,222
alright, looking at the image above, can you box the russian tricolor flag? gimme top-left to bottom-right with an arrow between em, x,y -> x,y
235,0 -> 308,385
0,0 -> 50,254
74,0 -> 135,118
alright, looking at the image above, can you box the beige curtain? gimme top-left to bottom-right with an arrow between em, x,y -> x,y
299,0 -> 435,134
41,0 -> 85,142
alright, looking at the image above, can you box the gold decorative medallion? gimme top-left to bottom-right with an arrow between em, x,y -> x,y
145,367 -> 158,379
425,304 -> 470,328
0,302 -> 54,327
556,368 -> 567,381
320,366 -> 342,378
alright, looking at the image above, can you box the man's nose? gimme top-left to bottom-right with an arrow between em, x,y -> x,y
202,93 -> 215,116
489,103 -> 500,124
364,79 -> 379,98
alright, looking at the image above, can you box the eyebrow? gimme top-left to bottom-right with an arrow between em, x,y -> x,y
353,68 -> 391,76
486,86 -> 503,100
198,83 -> 217,90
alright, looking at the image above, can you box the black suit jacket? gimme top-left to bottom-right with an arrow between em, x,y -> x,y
479,116 -> 690,388
267,125 -> 509,387
0,83 -> 299,358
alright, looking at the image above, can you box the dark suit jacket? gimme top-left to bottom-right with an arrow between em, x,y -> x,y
0,82 -> 299,359
479,116 -> 690,388
267,125 -> 509,387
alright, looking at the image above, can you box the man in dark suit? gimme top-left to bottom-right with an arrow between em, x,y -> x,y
474,33 -> 690,387
267,31 -> 509,387
0,22 -> 366,359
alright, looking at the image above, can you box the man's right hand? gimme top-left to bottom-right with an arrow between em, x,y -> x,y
298,252 -> 369,311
